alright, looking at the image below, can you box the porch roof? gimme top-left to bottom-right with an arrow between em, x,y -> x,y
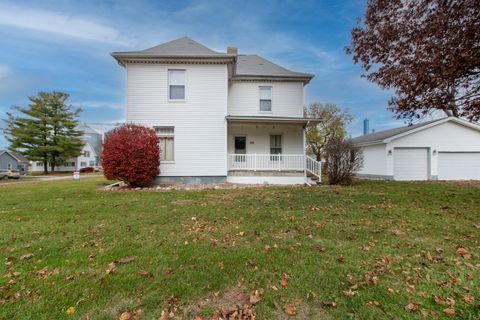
226,116 -> 321,124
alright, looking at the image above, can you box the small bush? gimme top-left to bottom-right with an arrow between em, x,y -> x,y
101,124 -> 160,187
325,137 -> 363,185
79,167 -> 94,173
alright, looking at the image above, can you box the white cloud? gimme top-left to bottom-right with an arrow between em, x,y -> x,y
0,64 -> 11,80
0,3 -> 132,46
73,100 -> 124,110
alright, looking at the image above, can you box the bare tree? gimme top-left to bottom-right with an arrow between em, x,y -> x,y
304,103 -> 353,161
325,137 -> 363,186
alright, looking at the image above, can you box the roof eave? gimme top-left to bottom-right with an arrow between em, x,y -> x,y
232,74 -> 314,84
226,116 -> 321,124
111,53 -> 237,67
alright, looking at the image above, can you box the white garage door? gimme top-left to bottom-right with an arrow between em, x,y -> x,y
438,152 -> 480,180
394,148 -> 429,181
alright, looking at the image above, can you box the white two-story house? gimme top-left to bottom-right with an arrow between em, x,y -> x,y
112,37 -> 321,184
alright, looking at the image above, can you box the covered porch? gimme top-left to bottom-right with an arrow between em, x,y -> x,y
226,116 -> 321,184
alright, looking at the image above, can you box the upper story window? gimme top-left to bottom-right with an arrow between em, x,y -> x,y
259,86 -> 272,112
84,151 -> 90,157
169,70 -> 186,100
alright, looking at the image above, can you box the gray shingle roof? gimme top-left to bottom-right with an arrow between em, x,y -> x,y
352,118 -> 445,145
112,37 -> 313,82
112,37 -> 235,58
235,55 -> 313,79
0,150 -> 29,162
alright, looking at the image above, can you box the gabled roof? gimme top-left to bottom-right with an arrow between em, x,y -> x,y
77,123 -> 103,156
111,37 -> 313,82
112,37 -> 236,65
0,150 -> 29,162
234,55 -> 313,82
352,117 -> 480,146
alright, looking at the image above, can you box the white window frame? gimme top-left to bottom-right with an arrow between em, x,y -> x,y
7,163 -> 12,170
269,134 -> 283,154
84,151 -> 90,158
168,70 -> 186,102
155,126 -> 175,163
259,86 -> 273,113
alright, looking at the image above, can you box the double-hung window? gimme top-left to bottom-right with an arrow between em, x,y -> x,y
84,151 -> 90,157
259,86 -> 272,112
169,70 -> 186,100
156,126 -> 175,161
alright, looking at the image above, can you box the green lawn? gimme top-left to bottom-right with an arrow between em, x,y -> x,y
0,178 -> 478,319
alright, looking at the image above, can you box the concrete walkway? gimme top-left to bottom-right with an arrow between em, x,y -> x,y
0,173 -> 103,186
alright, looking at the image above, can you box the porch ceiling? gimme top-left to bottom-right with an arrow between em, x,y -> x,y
226,115 -> 321,124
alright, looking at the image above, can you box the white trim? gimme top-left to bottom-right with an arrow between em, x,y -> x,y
258,86 -> 272,112
168,69 -> 186,102
385,117 -> 480,142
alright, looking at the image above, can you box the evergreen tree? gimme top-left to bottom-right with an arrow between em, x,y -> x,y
3,92 -> 83,174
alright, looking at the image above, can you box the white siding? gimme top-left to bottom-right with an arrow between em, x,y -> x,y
357,144 -> 387,176
126,63 -> 228,177
228,81 -> 304,117
227,123 -> 303,154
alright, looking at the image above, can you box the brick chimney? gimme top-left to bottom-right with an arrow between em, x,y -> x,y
227,47 -> 238,54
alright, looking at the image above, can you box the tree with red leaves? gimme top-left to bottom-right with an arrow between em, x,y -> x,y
346,0 -> 480,122
102,124 -> 160,187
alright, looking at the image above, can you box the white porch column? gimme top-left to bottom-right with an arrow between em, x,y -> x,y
302,126 -> 307,177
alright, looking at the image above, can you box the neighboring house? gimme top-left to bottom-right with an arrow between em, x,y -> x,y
0,150 -> 29,175
352,117 -> 480,181
29,123 -> 103,173
111,37 -> 322,184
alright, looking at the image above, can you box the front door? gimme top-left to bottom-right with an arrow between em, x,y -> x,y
234,136 -> 246,154
234,136 -> 246,162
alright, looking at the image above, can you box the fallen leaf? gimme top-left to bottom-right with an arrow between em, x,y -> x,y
138,270 -> 154,279
321,301 -> 337,308
280,279 -> 288,288
461,295 -> 474,304
443,308 -> 455,316
284,304 -> 297,315
361,245 -> 371,251
456,247 -> 469,256
65,306 -> 75,315
118,311 -> 132,320
343,289 -> 357,297
271,285 -> 278,291
118,256 -> 136,264
20,253 -> 34,261
106,262 -> 117,274
404,302 -> 418,312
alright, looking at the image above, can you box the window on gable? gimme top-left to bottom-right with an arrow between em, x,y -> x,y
259,86 -> 272,112
84,151 -> 90,157
169,70 -> 186,100
155,127 -> 175,161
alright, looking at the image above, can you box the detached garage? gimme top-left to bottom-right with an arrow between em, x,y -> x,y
353,117 -> 480,181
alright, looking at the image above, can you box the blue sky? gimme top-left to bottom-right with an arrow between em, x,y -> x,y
0,0 -> 404,148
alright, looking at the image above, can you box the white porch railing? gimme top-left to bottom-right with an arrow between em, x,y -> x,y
227,154 -> 322,181
306,155 -> 322,179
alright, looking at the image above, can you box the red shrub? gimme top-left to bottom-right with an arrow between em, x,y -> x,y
101,124 -> 160,187
79,167 -> 94,173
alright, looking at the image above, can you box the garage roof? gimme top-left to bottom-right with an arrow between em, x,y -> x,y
352,117 -> 480,146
